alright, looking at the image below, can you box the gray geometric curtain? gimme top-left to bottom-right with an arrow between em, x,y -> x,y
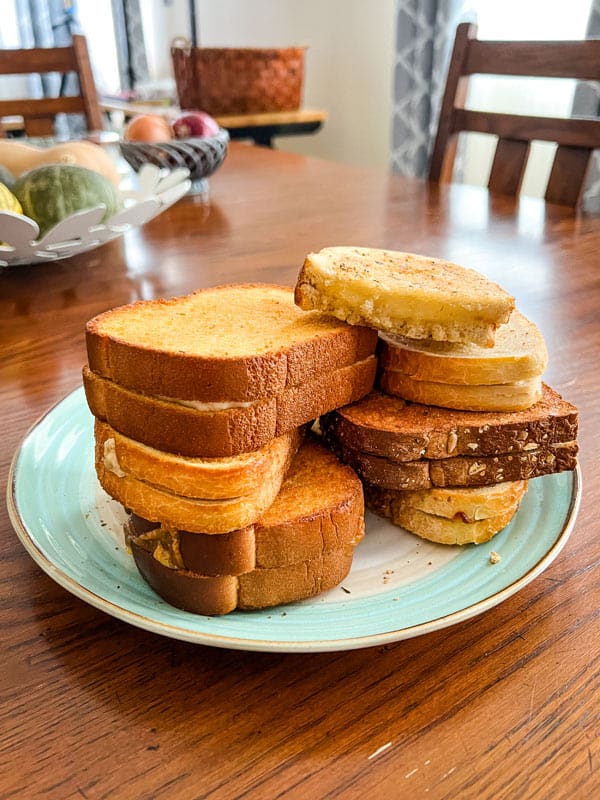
572,0 -> 600,213
391,0 -> 467,177
111,0 -> 148,90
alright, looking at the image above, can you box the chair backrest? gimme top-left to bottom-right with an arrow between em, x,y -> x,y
0,35 -> 103,136
428,23 -> 600,207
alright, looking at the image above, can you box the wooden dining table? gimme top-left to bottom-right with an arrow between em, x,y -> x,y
1,142 -> 598,799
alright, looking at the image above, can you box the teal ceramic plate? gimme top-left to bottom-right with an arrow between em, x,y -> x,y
8,388 -> 581,653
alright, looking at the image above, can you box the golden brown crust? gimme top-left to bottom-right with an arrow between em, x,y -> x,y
398,481 -> 528,520
86,284 -> 377,402
84,356 -> 376,458
320,386 -> 578,462
97,454 -> 288,533
131,544 -> 239,615
94,420 -> 301,499
127,438 -> 365,572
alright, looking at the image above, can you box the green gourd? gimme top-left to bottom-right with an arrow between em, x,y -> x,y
13,164 -> 122,235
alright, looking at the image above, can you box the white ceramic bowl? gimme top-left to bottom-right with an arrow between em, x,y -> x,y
0,164 -> 191,268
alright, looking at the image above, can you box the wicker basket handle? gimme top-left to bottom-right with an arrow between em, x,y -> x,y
171,37 -> 192,55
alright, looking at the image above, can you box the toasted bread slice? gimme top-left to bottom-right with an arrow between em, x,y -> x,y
128,515 -> 257,577
127,438 -> 365,614
86,284 -> 377,403
295,247 -> 514,347
131,543 -> 355,615
364,483 -> 521,545
320,387 -> 578,462
398,481 -> 528,521
96,442 -> 296,534
95,426 -> 301,534
326,435 -> 577,490
378,311 -> 548,385
379,369 -> 543,412
126,438 -> 365,575
84,356 -> 376,458
95,420 -> 301,500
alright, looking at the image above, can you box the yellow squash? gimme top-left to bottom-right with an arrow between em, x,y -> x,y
0,181 -> 23,214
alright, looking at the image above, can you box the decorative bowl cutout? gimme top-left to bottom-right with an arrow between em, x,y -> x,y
0,164 -> 191,268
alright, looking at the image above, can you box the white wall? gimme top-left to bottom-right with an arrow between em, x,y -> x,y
141,0 -> 396,170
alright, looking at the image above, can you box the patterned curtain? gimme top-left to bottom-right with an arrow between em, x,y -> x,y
111,0 -> 148,90
572,0 -> 600,213
391,0 -> 468,177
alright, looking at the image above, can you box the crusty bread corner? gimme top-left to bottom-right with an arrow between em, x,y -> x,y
86,283 -> 378,403
295,247 -> 515,347
84,355 -> 376,458
379,369 -> 543,412
320,385 -> 578,462
378,310 -> 548,385
364,483 -> 521,545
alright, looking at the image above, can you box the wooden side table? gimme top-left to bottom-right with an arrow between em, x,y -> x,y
98,99 -> 327,147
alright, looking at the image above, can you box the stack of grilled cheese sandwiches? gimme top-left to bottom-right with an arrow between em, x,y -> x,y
296,247 -> 578,546
85,250 -> 578,613
84,284 -> 377,614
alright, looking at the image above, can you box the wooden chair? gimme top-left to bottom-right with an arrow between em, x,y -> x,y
429,23 -> 600,207
0,35 -> 103,136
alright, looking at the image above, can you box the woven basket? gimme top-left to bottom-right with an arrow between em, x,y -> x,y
119,129 -> 229,183
171,41 -> 306,115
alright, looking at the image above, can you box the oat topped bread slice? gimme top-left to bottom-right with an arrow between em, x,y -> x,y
294,247 -> 515,347
86,283 -> 377,402
320,385 -> 578,462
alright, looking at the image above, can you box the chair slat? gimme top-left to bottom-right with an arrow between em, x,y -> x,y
488,139 -> 530,197
0,35 -> 102,134
0,46 -> 76,75
0,96 -> 86,118
465,40 -> 600,80
24,117 -> 56,137
453,109 -> 600,149
545,146 -> 592,207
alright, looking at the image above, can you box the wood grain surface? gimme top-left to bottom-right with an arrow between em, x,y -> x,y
1,143 -> 598,799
